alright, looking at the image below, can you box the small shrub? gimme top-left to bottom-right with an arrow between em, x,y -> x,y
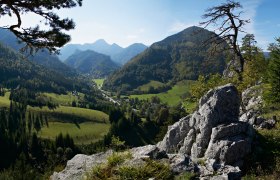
117,159 -> 173,180
110,135 -> 125,151
87,152 -> 173,180
197,158 -> 206,166
107,152 -> 131,167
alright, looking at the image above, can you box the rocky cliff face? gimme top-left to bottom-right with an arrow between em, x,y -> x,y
51,84 -> 255,180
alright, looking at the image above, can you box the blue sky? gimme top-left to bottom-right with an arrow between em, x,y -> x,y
1,0 -> 279,50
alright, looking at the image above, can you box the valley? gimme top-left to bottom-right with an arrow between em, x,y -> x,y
0,1 -> 279,179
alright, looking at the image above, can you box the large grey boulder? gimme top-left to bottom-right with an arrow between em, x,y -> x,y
51,151 -> 113,180
204,122 -> 253,165
157,84 -> 251,164
157,84 -> 254,178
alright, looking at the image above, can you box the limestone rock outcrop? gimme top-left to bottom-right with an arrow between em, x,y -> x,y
240,85 -> 276,129
51,150 -> 113,180
157,84 -> 253,164
52,84 -> 255,180
157,84 -> 254,178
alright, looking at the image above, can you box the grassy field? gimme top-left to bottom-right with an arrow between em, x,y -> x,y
30,106 -> 109,144
137,80 -> 166,92
29,106 -> 109,123
130,80 -> 196,112
39,121 -> 110,145
0,92 -> 10,107
0,91 -> 110,144
93,78 -> 105,88
43,92 -> 83,106
0,91 -> 108,123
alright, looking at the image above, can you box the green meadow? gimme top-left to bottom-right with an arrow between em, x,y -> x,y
0,91 -> 110,144
39,121 -> 110,145
137,80 -> 166,92
130,80 -> 197,112
0,92 -> 11,107
93,78 -> 105,88
29,106 -> 108,123
43,92 -> 83,106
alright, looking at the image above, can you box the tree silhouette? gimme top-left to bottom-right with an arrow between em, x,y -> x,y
0,0 -> 82,53
200,0 -> 250,80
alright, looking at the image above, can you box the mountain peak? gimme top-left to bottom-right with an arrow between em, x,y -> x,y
127,43 -> 147,48
103,26 -> 227,92
180,26 -> 206,34
94,39 -> 109,45
64,49 -> 119,78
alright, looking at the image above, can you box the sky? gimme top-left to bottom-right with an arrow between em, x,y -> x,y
1,0 -> 279,50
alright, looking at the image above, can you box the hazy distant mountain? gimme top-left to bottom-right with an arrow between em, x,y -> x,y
90,39 -> 123,56
59,39 -> 147,65
103,26 -> 228,93
112,43 -> 147,65
0,29 -> 77,78
65,50 -> 119,78
59,39 -> 123,61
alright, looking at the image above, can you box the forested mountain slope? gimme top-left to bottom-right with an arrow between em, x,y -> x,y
0,43 -> 87,93
103,26 -> 228,93
0,29 -> 78,78
65,50 -> 119,78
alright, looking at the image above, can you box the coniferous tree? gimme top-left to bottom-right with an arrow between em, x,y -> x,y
45,115 -> 49,128
240,34 -> 266,87
267,38 -> 280,103
34,115 -> 41,133
0,0 -> 83,53
30,133 -> 43,160
39,113 -> 44,127
27,112 -> 32,134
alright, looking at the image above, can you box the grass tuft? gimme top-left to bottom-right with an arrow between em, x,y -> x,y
87,152 -> 174,180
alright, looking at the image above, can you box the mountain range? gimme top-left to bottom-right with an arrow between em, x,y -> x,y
103,26 -> 228,93
59,39 -> 147,65
65,50 -> 119,78
0,29 -> 89,93
0,29 -> 78,78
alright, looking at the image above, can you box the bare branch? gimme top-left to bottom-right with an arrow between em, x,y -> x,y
199,0 -> 249,81
0,0 -> 83,53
